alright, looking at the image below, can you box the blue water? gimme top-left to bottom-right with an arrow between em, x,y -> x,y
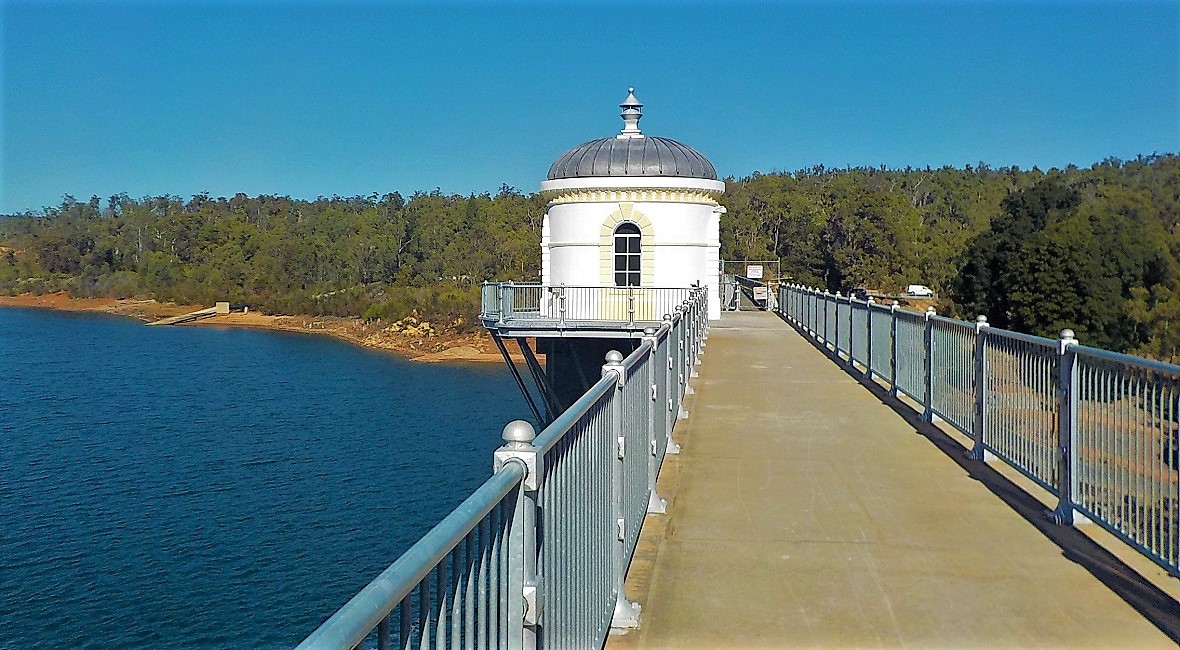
0,308 -> 526,648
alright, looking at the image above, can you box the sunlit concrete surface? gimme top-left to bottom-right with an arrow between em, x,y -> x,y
612,310 -> 1180,649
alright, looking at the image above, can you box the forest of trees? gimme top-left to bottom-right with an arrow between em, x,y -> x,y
2,155 -> 1177,359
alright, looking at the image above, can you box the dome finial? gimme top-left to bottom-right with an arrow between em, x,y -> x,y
619,87 -> 643,138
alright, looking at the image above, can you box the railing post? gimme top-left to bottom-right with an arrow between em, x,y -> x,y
663,313 -> 685,440
969,315 -> 990,462
822,291 -> 830,346
603,351 -> 641,630
802,286 -> 811,327
680,304 -> 697,390
805,287 -> 812,333
807,286 -> 814,333
492,420 -> 541,649
691,298 -> 701,377
889,301 -> 899,396
813,287 -> 819,336
627,286 -> 635,326
497,283 -> 509,326
865,297 -> 874,379
1050,329 -> 1086,526
482,280 -> 490,320
803,287 -> 809,330
847,293 -> 855,364
834,292 -> 842,358
923,306 -> 935,422
643,327 -> 667,513
693,289 -> 703,346
558,284 -> 566,326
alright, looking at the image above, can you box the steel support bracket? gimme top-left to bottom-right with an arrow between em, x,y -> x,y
494,451 -> 540,492
611,598 -> 642,630
523,583 -> 540,626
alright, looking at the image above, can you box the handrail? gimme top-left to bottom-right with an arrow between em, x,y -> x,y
532,375 -> 615,455
298,287 -> 710,649
480,283 -> 704,327
778,283 -> 1180,578
531,340 -> 655,456
296,462 -> 526,650
1075,343 -> 1180,374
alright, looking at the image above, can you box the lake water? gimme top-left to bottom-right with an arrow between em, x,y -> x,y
0,308 -> 526,648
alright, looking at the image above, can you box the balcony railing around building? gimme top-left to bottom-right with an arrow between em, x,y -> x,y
297,290 -> 708,649
779,284 -> 1180,579
481,283 -> 701,330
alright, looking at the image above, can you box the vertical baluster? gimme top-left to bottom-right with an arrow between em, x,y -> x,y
489,505 -> 500,646
420,568 -> 432,646
475,518 -> 488,650
400,594 -> 413,650
462,533 -> 474,650
435,552 -> 448,650
378,617 -> 390,650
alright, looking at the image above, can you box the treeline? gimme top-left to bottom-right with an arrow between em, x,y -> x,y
720,155 -> 1179,359
2,155 -> 1177,357
0,187 -> 546,329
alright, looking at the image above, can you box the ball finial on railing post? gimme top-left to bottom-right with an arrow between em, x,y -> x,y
603,350 -> 625,389
643,326 -> 657,336
495,420 -> 540,490
976,314 -> 988,324
502,419 -> 536,446
1060,328 -> 1075,341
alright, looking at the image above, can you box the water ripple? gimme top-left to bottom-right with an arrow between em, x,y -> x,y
1,308 -> 525,649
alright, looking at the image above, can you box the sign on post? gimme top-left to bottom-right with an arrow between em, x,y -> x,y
746,265 -> 763,280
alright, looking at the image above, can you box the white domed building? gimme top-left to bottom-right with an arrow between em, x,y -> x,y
481,89 -> 724,414
539,89 -> 725,320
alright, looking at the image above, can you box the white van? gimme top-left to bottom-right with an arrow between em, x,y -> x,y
906,284 -> 934,297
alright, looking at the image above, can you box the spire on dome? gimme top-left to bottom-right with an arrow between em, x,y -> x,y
618,87 -> 643,138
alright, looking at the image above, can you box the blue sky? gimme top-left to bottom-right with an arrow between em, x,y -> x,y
2,0 -> 1176,214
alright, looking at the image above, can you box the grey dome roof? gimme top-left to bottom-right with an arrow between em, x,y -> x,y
547,136 -> 718,181
546,88 -> 718,181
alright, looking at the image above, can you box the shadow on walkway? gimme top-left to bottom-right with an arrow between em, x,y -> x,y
784,312 -> 1180,645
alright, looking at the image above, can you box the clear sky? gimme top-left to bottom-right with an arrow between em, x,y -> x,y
1,0 -> 1176,214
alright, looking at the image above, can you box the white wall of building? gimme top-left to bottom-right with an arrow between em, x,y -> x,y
539,176 -> 725,319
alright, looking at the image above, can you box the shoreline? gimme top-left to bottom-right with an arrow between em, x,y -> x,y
0,293 -> 520,364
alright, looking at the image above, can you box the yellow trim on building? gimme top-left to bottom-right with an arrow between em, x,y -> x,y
545,188 -> 721,206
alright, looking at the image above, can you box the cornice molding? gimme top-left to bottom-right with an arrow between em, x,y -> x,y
544,187 -> 722,207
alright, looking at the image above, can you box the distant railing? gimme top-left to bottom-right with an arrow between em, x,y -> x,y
779,284 -> 1180,578
481,283 -> 700,328
297,290 -> 709,649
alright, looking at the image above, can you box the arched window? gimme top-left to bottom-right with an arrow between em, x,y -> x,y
613,223 -> 641,287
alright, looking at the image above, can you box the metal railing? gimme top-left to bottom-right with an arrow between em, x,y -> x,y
480,283 -> 698,328
778,284 -> 1180,578
298,290 -> 709,649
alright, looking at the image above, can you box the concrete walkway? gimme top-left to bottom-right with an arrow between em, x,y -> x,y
616,311 -> 1179,648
